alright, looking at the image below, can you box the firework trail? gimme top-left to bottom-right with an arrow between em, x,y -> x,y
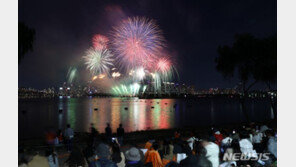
67,66 -> 78,83
83,48 -> 114,75
92,34 -> 109,50
111,17 -> 165,70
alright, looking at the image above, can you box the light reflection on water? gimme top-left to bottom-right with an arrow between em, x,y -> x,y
18,97 -> 273,139
60,98 -> 176,134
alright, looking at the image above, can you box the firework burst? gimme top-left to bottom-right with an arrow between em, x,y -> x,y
111,17 -> 165,70
155,57 -> 176,82
83,48 -> 114,75
92,34 -> 109,50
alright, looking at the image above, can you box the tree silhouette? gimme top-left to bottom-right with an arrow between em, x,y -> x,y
18,22 -> 35,64
216,33 -> 276,93
215,33 -> 277,121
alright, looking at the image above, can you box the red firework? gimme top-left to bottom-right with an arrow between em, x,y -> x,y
111,17 -> 165,70
157,57 -> 171,73
92,34 -> 109,50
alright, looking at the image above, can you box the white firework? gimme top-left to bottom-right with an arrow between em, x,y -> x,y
84,48 -> 114,75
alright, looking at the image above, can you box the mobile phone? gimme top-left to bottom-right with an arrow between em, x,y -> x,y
257,159 -> 265,165
233,130 -> 235,134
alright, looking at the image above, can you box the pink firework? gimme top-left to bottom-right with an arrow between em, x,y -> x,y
92,34 -> 109,50
157,57 -> 171,73
111,17 -> 165,70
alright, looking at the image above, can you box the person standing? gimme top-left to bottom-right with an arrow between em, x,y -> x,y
117,124 -> 125,145
64,124 -> 74,152
105,123 -> 112,141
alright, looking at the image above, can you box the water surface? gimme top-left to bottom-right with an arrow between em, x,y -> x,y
18,97 -> 274,139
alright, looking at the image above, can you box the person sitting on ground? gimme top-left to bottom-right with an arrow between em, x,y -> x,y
186,131 -> 197,150
117,124 -> 125,145
172,137 -> 183,155
83,141 -> 95,165
213,130 -> 223,146
56,129 -> 63,144
252,129 -> 264,153
65,145 -> 87,167
111,141 -> 125,167
45,148 -> 59,167
180,141 -> 212,167
144,137 -> 155,151
238,131 -> 257,159
195,142 -> 212,167
145,142 -> 164,167
221,131 -> 232,148
200,135 -> 219,167
94,143 -> 117,167
179,142 -> 198,167
161,139 -> 175,166
221,139 -> 242,166
45,128 -> 56,145
125,147 -> 144,167
174,130 -> 181,139
266,129 -> 277,159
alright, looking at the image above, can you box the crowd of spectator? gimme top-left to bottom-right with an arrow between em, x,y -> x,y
18,122 -> 277,167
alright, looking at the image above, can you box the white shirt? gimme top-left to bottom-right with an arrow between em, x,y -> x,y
268,136 -> 277,158
205,142 -> 220,167
252,133 -> 263,144
221,137 -> 232,147
239,139 -> 257,158
187,137 -> 196,150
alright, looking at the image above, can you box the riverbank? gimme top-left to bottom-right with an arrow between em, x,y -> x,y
19,120 -> 276,149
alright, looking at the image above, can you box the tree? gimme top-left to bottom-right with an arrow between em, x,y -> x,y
18,22 -> 35,64
215,33 -> 277,121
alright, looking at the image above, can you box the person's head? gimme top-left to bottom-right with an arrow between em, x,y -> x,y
67,124 -> 70,128
107,123 -> 110,127
265,129 -> 274,137
152,142 -> 159,150
199,134 -> 210,145
119,124 -> 122,127
195,142 -> 207,157
239,130 -> 250,139
230,139 -> 241,153
125,147 -> 141,162
196,156 -> 212,167
96,143 -> 111,159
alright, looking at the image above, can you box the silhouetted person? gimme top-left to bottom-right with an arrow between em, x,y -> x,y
105,123 -> 112,141
117,124 -> 125,145
64,124 -> 74,152
89,123 -> 99,146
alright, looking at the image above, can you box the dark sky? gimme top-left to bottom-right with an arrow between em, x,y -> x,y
19,0 -> 277,89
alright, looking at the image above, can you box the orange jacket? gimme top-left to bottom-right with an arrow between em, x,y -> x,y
145,149 -> 164,167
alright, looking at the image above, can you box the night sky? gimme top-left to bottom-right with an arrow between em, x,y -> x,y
18,0 -> 277,89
